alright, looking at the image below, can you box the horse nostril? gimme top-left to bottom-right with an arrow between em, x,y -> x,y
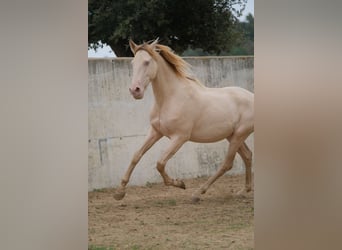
135,86 -> 140,92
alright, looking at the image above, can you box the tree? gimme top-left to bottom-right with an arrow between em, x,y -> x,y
89,0 -> 247,57
229,13 -> 254,55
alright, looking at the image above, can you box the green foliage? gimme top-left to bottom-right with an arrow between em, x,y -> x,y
88,246 -> 114,250
89,0 -> 248,56
131,245 -> 142,250
152,199 -> 177,207
182,13 -> 254,56
229,13 -> 254,55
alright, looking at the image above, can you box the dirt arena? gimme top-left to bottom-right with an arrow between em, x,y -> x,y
89,174 -> 254,250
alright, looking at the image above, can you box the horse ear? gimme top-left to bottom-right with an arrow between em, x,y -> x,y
150,37 -> 159,49
129,39 -> 138,55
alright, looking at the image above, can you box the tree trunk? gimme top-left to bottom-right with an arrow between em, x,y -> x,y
108,39 -> 133,57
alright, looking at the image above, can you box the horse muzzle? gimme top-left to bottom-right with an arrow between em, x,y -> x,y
129,86 -> 144,99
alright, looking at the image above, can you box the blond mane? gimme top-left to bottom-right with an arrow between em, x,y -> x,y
134,41 -> 204,87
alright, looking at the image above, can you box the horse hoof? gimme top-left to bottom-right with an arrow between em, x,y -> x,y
174,179 -> 186,189
179,180 -> 186,189
113,188 -> 126,200
236,188 -> 250,197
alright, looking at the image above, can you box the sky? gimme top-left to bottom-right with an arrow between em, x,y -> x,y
88,0 -> 254,58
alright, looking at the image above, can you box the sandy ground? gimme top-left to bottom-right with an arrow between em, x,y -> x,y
89,174 -> 254,250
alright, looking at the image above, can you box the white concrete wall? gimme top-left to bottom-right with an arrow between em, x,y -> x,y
88,56 -> 254,190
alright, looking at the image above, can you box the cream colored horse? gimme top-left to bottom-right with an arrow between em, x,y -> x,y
114,39 -> 254,202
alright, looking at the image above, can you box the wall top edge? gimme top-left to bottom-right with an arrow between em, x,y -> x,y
88,56 -> 254,61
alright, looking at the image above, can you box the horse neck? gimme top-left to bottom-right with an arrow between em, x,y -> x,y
151,58 -> 184,106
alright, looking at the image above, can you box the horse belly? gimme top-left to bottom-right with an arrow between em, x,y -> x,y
189,121 -> 234,143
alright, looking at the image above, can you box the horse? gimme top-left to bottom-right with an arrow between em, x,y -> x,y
114,39 -> 254,202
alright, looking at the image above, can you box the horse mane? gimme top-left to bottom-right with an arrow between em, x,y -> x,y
134,41 -> 204,87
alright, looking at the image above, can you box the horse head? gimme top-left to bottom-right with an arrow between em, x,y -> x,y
129,39 -> 159,99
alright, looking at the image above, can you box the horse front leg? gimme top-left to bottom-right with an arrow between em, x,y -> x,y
156,136 -> 187,189
114,127 -> 162,200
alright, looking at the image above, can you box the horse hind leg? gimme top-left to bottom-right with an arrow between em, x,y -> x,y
237,142 -> 253,194
191,135 -> 244,203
